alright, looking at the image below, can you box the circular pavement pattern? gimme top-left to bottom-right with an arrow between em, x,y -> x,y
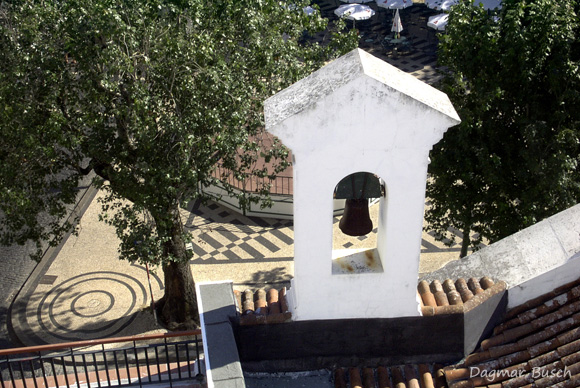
30,271 -> 148,342
71,290 -> 115,318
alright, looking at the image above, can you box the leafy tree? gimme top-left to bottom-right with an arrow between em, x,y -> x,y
0,0 -> 357,328
426,0 -> 580,258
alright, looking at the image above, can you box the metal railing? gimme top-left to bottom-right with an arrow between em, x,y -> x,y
0,330 -> 204,388
212,165 -> 293,196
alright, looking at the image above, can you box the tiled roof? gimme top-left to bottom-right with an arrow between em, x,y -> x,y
234,287 -> 292,325
444,277 -> 580,388
234,278 -> 504,325
334,365 -> 448,388
419,277 -> 505,316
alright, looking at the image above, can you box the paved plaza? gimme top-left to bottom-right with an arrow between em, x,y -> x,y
9,186 -> 477,346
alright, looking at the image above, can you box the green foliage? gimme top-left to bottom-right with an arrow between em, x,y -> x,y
0,1 -> 356,267
426,0 -> 580,257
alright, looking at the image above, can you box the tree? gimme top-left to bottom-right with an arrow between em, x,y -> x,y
0,0 -> 357,328
425,0 -> 580,257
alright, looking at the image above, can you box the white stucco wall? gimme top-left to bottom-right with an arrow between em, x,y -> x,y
265,49 -> 460,320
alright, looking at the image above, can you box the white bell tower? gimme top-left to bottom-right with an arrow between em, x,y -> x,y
265,49 -> 460,320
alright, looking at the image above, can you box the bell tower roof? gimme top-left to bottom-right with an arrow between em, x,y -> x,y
265,48 -> 459,132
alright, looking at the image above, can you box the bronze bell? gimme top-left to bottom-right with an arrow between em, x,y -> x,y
334,172 -> 383,237
339,198 -> 373,236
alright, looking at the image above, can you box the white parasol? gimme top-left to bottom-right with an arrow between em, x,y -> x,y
376,0 -> 413,9
424,0 -> 458,11
334,4 -> 376,22
427,13 -> 449,30
391,8 -> 403,37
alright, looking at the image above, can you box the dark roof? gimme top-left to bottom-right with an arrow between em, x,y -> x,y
334,365 -> 448,388
445,277 -> 580,388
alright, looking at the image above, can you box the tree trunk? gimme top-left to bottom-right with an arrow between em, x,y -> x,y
160,259 -> 199,329
154,205 -> 199,330
460,227 -> 471,258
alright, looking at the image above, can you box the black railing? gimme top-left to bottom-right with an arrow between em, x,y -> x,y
0,331 -> 204,388
212,165 -> 293,196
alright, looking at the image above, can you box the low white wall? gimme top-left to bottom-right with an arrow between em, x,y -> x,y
421,204 -> 580,309
202,183 -> 348,220
508,253 -> 580,308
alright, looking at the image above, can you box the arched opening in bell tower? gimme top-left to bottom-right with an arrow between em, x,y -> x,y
331,171 -> 386,275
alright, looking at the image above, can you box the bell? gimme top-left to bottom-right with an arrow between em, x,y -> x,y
339,198 -> 373,236
335,172 -> 382,237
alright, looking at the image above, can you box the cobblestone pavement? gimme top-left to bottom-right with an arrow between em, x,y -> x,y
0,178 -> 95,348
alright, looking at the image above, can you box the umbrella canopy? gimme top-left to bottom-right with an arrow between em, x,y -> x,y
334,4 -> 376,21
376,0 -> 413,10
427,13 -> 448,30
391,8 -> 403,34
425,0 -> 457,10
340,0 -> 374,3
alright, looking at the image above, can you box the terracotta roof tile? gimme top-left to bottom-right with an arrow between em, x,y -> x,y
362,367 -> 375,388
237,278 -> 504,324
335,365 -> 447,388
235,287 -> 292,325
419,278 -> 505,316
455,278 -> 475,303
444,280 -> 464,306
266,288 -> 280,314
479,277 -> 495,290
349,367 -> 363,388
376,366 -> 390,388
419,364 -> 436,388
253,289 -> 268,315
468,278 -> 485,295
335,368 -> 348,388
419,280 -> 438,308
242,289 -> 254,314
392,366 -> 405,387
431,280 -> 451,307
445,276 -> 580,388
404,365 -> 421,388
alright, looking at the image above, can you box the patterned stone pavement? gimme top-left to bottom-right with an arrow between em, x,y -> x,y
187,199 -> 478,288
10,191 -> 480,346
